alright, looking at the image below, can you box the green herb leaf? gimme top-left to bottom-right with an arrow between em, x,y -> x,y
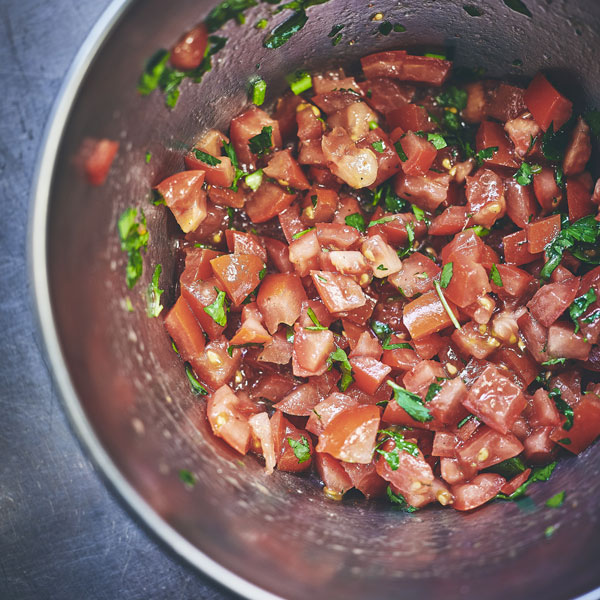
440,262 -> 453,288
513,162 -> 542,186
584,110 -> 600,137
248,125 -> 273,156
382,338 -> 411,351
372,180 -> 406,213
545,490 -> 566,508
145,151 -> 152,164
549,387 -> 574,431
427,133 -> 447,149
475,145 -> 498,166
541,357 -> 567,366
435,86 -> 468,110
540,215 -> 600,279
490,263 -> 503,287
569,287 -> 597,333
387,381 -> 433,422
545,524 -> 558,538
457,414 -> 477,428
582,308 -> 600,327
203,288 -> 228,326
288,436 -> 311,463
376,429 -> 420,470
424,383 -> 442,403
371,320 -> 392,341
249,76 -> 267,105
206,0 -> 257,32
372,140 -> 385,153
306,307 -> 327,330
255,18 -> 268,29
286,69 -> 312,95
221,140 -> 245,191
487,456 -> 526,479
117,207 -> 149,289
368,120 -> 379,130
245,169 -> 263,192
386,485 -> 419,512
555,165 -> 564,188
345,213 -> 367,233
412,205 -> 426,222
185,364 -> 208,395
292,226 -> 315,240
329,347 -> 353,392
496,461 -> 557,501
138,49 -> 170,95
264,9 -> 309,49
393,23 -> 406,32
433,280 -> 462,330
394,140 -> 408,161
558,437 -> 571,445
368,216 -> 396,227
194,149 -> 222,166
542,121 -> 571,162
145,264 -> 164,318
503,0 -> 532,17
377,20 -> 393,35
179,469 -> 196,486
328,23 -> 345,37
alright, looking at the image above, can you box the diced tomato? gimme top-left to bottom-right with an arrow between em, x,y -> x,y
229,304 -> 272,347
184,201 -> 229,245
527,277 -> 579,327
263,149 -> 310,190
251,373 -> 295,402
360,234 -> 401,277
456,425 -> 523,470
547,322 -> 591,361
397,132 -> 437,176
465,168 -> 507,228
316,405 -> 381,463
503,229 -> 540,265
505,178 -> 538,228
349,331 -> 382,359
328,101 -> 379,142
490,266 -> 534,301
356,129 -> 401,187
550,393 -> 600,454
528,388 -> 561,428
312,91 -> 364,116
563,116 -> 592,176
388,103 -> 436,133
432,431 -> 457,457
504,114 -> 541,158
315,453 -> 353,497
462,81 -> 488,123
245,181 -> 296,223
388,252 -> 440,297
440,457 -> 477,485
452,321 -> 500,359
271,411 -> 313,472
164,296 -> 206,368
207,386 -> 252,455
429,206 -> 472,236
412,333 -> 445,360
403,359 -> 446,397
487,83 -> 527,122
491,346 -> 539,388
452,473 -> 506,511
258,330 -> 293,364
532,167 -> 563,212
441,229 -> 485,264
349,356 -> 391,395
316,222 -> 361,250
403,290 -> 457,340
248,412 -> 277,474
257,273 -> 307,334
361,51 -> 452,85
225,229 -> 267,262
229,106 -> 282,169
155,170 -> 207,233
207,184 -> 245,208
394,171 -> 451,212
273,383 -> 319,416
359,77 -> 415,114
566,175 -> 595,222
463,365 -> 527,434
83,138 -> 119,185
522,426 -> 557,463
292,326 -> 335,377
312,69 -> 361,95
475,121 -> 519,168
444,259 -> 491,308
274,92 -> 304,141
517,310 -> 549,363
382,343 -> 421,372
311,270 -> 366,313
500,468 -> 532,495
526,214 -> 561,254
342,461 -> 387,498
170,24 -> 208,70
306,392 -> 359,436
301,187 -> 338,226
180,275 -> 224,340
193,337 -> 241,391
296,104 -> 323,140
210,253 -> 264,306
428,377 -> 469,425
278,203 -> 304,244
182,246 -> 222,282
524,73 -> 573,132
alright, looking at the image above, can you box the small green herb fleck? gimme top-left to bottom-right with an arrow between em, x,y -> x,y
249,76 -> 267,106
584,110 -> 600,137
179,469 -> 196,486
387,485 -> 419,511
204,288 -> 228,326
264,10 -> 309,49
393,23 -> 406,32
255,18 -> 268,29
545,490 -> 566,508
345,213 -> 367,233
288,436 -> 311,463
221,141 -> 244,191
194,149 -> 222,166
328,23 -> 345,37
245,169 -> 263,192
541,357 -> 566,366
427,133 -> 447,149
394,140 -> 408,162
144,151 -> 152,164
496,462 -> 557,501
542,121 -> 571,162
372,140 -> 385,153
490,264 -> 503,287
286,69 -> 312,95
435,86 -> 468,111
332,32 -> 343,46
369,120 -> 379,130
292,226 -> 315,240
376,429 -> 420,470
117,207 -> 149,289
514,162 -> 542,186
570,287 -> 597,333
248,125 -> 273,156
371,320 -> 392,341
475,146 -> 498,166
329,347 -> 353,392
368,216 -> 396,227
378,21 -> 393,35
185,364 -> 208,395
545,524 -> 557,538
387,381 -> 433,422
424,383 -> 442,403
145,264 -> 164,318
549,387 -> 574,431
306,307 -> 327,330
433,280 -> 462,330
440,262 -> 453,289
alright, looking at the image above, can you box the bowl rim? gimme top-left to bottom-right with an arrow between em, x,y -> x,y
28,1 -> 280,598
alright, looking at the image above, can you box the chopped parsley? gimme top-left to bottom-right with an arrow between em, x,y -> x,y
185,364 -> 208,395
376,429 -> 420,470
306,307 -> 328,330
145,264 -> 164,318
371,320 -> 392,341
372,180 -> 406,213
288,436 -> 311,463
394,140 -> 408,161
345,213 -> 367,233
286,69 -> 312,95
179,469 -> 196,487
412,205 -> 426,222
382,338 -> 412,351
569,287 -> 597,333
378,20 -> 393,35
248,125 -> 273,156
440,262 -> 453,288
255,18 -> 268,29
582,308 -> 600,327
541,358 -> 567,366
227,342 -> 264,357
513,162 -> 542,186
457,414 -> 477,428
475,146 -> 498,166
542,121 -> 571,162
145,151 -> 152,164
206,0 -> 258,32
387,381 -> 433,422
435,86 -> 468,110
249,76 -> 267,106
245,169 -> 263,191
372,140 -> 385,153
545,524 -> 558,538
386,485 -> 419,512
203,288 -> 229,326
369,120 -> 379,130
496,461 -> 557,500
424,383 -> 442,403
117,206 -> 149,289
221,140 -> 245,191
368,216 -> 396,227
555,165 -> 564,188
264,9 -> 308,49
488,456 -> 526,479
490,264 -> 503,287
329,347 -> 353,392
427,133 -> 447,149
545,490 -> 566,508
549,388 -> 574,431
292,227 -> 315,240
328,23 -> 345,37
194,149 -> 222,166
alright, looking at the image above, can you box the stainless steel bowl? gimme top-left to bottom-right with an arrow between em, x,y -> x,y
31,1 -> 600,598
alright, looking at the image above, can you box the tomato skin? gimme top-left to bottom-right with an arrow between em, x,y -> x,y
388,252 -> 440,298
566,174 -> 595,222
83,138 -> 119,185
356,129 -> 401,187
381,345 -> 421,371
502,229 -> 539,266
271,411 -> 313,472
292,326 -> 335,377
273,383 -> 319,417
528,388 -> 561,428
164,296 -> 205,365
452,321 -> 500,360
246,181 -> 296,224
563,116 -> 592,176
316,223 -> 361,250
456,426 -> 524,470
491,264 -> 535,299
388,103 -> 436,133
398,131 -> 437,176
550,393 -> 600,454
475,121 -> 519,168
359,77 -> 415,114
463,365 -> 527,434
487,83 -> 527,121
500,468 -> 532,496
263,149 -> 311,190
155,170 -> 207,233
258,330 -> 293,365
440,457 -> 477,485
311,270 -> 367,313
181,246 -> 222,282
170,24 -> 208,70
527,277 -> 580,327
451,473 -> 506,511
491,346 -> 539,388
517,310 -> 549,363
306,392 -> 359,436
248,412 -> 276,474
523,426 -> 557,464
207,184 -> 245,208
429,206 -> 472,236
526,214 -> 561,254
229,304 -> 272,347
180,275 -> 225,340
394,171 -> 451,212
403,290 -> 458,340
316,405 -> 381,464
342,462 -> 387,498
349,356 -> 392,395
444,259 -> 492,308
315,453 -> 353,496
257,273 -> 307,334
465,168 -> 507,228
442,230 -> 485,264
361,51 -> 451,85
504,114 -> 541,158
524,73 -> 573,131
225,229 -> 267,263
547,322 -> 591,361
210,253 -> 264,306
229,106 -> 282,169
505,178 -> 538,228
207,386 -> 252,455
403,359 -> 446,397
300,187 -> 338,226
193,337 -> 241,391
274,92 -> 304,141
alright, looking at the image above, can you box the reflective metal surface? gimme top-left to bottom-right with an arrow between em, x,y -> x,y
31,1 -> 600,599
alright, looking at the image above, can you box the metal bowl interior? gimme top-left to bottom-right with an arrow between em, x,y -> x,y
31,1 -> 600,599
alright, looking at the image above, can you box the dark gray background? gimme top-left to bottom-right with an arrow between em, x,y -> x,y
0,1 -> 234,598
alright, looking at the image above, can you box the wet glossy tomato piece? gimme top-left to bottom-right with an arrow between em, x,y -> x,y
292,326 -> 335,377
526,214 -> 561,254
563,116 -> 592,176
527,277 -> 579,327
444,259 -> 491,308
271,411 -> 313,472
263,149 -> 311,190
256,272 -> 307,334
164,296 -> 205,366
361,50 -> 451,85
505,178 -> 538,228
475,121 -> 518,168
465,168 -> 506,228
83,138 -> 119,185
210,253 -> 265,306
155,170 -> 207,233
170,24 -> 208,70
315,453 -> 353,497
403,290 -> 457,340
398,131 -> 437,176
245,181 -> 296,224
349,356 -> 392,395
311,270 -> 367,313
456,426 -> 524,470
452,473 -> 506,511
524,73 -> 573,131
207,386 -> 252,455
